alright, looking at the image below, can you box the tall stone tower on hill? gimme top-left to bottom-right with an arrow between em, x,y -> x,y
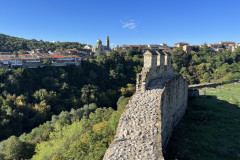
106,36 -> 110,50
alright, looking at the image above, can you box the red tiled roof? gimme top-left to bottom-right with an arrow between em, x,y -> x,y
220,42 -> 235,44
185,45 -> 199,47
0,57 -> 41,61
0,52 -> 12,55
0,58 -> 11,61
129,45 -> 144,48
48,54 -> 64,58
175,42 -> 189,45
69,48 -> 79,51
38,53 -> 49,56
209,44 -> 220,46
55,55 -> 65,58
21,54 -> 32,57
65,55 -> 81,58
149,44 -> 161,47
20,57 -> 40,60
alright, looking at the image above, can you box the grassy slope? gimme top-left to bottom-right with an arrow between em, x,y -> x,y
165,83 -> 240,160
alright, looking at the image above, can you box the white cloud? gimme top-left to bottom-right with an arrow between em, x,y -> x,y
110,43 -> 117,48
121,20 -> 137,30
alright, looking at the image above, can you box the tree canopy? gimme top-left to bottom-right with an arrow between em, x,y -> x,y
0,34 -> 85,52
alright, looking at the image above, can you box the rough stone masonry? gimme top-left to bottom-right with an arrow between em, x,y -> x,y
103,50 -> 188,160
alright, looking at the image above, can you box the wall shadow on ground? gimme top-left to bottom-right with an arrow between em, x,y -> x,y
164,95 -> 240,160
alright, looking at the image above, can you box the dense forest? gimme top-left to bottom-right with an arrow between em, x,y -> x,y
0,52 -> 142,140
171,45 -> 240,84
0,97 -> 129,160
0,36 -> 240,159
0,51 -> 141,159
0,34 -> 85,52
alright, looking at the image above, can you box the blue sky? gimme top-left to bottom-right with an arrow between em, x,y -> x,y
1,0 -> 240,47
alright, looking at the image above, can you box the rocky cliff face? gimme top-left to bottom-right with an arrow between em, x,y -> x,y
103,50 -> 188,160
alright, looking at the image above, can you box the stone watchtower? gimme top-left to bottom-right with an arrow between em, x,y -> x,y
136,50 -> 174,93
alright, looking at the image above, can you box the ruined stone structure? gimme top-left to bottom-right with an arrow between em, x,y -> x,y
103,50 -> 188,160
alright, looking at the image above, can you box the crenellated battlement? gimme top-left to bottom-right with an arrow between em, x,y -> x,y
143,50 -> 171,68
136,50 -> 174,93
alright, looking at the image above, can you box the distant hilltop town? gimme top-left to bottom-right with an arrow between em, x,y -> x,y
0,35 -> 239,69
0,36 -> 111,69
112,41 -> 239,55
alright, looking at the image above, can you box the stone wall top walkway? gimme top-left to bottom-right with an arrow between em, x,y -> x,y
103,88 -> 164,160
188,82 -> 221,90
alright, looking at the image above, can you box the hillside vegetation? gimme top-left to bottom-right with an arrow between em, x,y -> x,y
0,34 -> 85,52
0,54 -> 142,141
165,83 -> 240,160
171,46 -> 240,84
0,34 -> 240,160
0,96 -> 129,160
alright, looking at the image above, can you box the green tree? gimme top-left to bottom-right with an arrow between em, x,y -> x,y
81,85 -> 99,104
120,84 -> 135,97
18,50 -> 24,55
4,136 -> 24,160
13,51 -> 18,57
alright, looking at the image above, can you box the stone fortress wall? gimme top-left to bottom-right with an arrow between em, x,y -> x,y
103,50 -> 188,160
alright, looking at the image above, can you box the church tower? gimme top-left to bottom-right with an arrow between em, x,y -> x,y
106,36 -> 110,49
